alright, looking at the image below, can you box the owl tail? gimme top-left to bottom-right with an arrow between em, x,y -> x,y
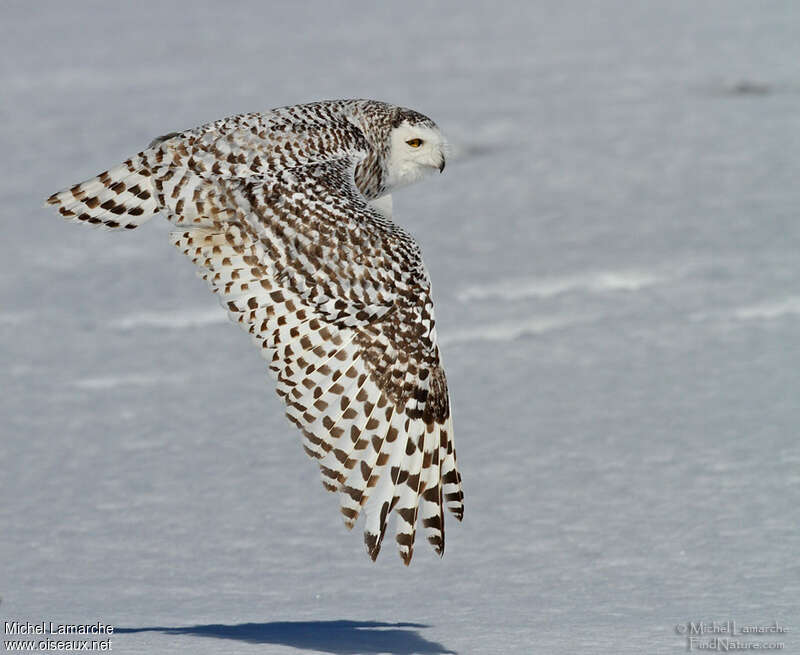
45,154 -> 159,230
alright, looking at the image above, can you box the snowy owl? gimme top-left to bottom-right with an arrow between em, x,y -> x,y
46,99 -> 463,564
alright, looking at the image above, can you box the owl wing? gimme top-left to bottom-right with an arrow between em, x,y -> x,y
44,109 -> 371,233
170,156 -> 463,564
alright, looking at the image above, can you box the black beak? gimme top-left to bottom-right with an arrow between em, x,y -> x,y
438,157 -> 446,173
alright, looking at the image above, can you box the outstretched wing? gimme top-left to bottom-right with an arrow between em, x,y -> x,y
170,156 -> 463,564
44,106 -> 370,233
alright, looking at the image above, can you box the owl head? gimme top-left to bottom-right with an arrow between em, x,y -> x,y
383,109 -> 447,191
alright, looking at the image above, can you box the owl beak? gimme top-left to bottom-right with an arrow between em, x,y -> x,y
438,156 -> 446,173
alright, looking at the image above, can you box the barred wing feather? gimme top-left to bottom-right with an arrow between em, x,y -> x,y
170,159 -> 462,563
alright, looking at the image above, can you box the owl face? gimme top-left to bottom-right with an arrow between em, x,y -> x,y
384,120 -> 447,191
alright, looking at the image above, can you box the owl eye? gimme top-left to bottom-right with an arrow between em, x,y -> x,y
406,138 -> 423,148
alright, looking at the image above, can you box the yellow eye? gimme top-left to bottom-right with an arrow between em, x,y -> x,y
406,138 -> 423,148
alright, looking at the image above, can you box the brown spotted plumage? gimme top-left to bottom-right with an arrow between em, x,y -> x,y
46,99 -> 462,564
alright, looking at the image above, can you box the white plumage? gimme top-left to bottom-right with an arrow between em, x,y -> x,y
46,99 -> 463,564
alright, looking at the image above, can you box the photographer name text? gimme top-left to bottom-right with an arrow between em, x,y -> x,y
4,622 -> 113,636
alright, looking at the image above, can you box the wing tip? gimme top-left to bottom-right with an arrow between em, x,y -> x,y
445,490 -> 465,522
427,534 -> 445,557
364,530 -> 381,561
396,531 -> 416,565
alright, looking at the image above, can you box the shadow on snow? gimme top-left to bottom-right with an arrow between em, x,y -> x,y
116,620 -> 456,654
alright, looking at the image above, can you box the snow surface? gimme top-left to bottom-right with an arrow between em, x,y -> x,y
2,2 -> 799,653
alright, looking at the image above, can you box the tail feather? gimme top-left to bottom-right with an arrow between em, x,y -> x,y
45,155 -> 159,230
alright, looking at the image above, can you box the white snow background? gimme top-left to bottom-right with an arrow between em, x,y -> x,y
1,2 -> 798,653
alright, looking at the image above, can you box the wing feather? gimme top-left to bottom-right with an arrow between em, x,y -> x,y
167,150 -> 461,563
